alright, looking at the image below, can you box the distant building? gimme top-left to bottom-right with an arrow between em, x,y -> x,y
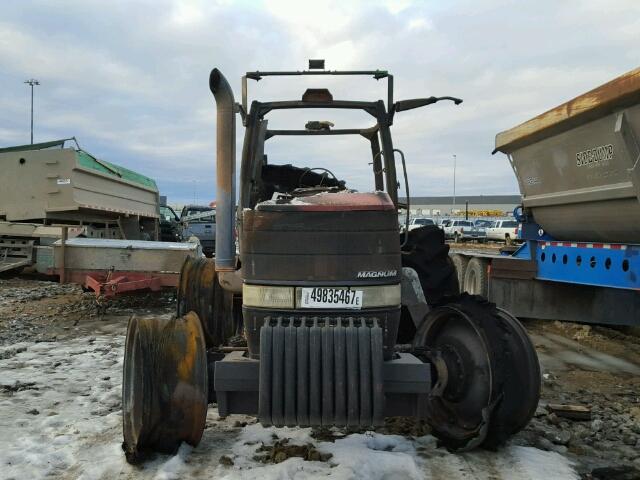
399,195 -> 521,217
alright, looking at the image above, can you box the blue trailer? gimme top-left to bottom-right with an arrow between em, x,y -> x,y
451,67 -> 640,325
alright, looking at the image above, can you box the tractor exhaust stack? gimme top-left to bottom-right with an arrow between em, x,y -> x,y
209,68 -> 236,271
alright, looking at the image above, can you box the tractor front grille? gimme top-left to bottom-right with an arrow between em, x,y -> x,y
258,317 -> 385,427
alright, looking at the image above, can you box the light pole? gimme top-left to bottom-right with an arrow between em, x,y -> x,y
452,154 -> 457,215
24,79 -> 40,144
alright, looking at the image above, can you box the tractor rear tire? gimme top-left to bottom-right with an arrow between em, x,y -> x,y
177,256 -> 237,349
401,225 -> 459,306
122,313 -> 208,464
413,294 -> 540,451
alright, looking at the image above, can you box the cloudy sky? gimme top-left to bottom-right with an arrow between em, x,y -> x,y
1,0 -> 638,205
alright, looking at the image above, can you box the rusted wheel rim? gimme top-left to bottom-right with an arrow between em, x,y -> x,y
122,316 -> 151,461
176,256 -> 235,348
122,312 -> 208,463
176,256 -> 194,316
414,304 -> 493,450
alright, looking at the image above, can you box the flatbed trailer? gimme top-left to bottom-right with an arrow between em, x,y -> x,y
453,67 -> 640,326
451,241 -> 639,325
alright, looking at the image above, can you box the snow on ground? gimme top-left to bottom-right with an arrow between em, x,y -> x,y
0,332 -> 578,480
217,424 -> 578,480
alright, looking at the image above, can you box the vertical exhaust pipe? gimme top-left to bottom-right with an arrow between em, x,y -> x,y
209,68 -> 236,271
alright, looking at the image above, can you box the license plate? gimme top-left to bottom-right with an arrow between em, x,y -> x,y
300,287 -> 363,309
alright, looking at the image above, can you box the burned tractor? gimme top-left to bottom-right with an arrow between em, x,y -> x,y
122,61 -> 540,463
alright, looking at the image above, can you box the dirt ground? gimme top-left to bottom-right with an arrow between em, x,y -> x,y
1,276 -> 639,479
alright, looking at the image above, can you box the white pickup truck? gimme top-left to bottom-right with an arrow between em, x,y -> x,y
407,217 -> 436,231
486,219 -> 519,244
442,219 -> 486,243
180,205 -> 216,257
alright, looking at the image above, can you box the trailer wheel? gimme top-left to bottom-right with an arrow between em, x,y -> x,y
122,312 -> 208,464
177,256 -> 237,348
401,225 -> 459,307
463,257 -> 488,297
450,254 -> 469,290
413,294 -> 540,451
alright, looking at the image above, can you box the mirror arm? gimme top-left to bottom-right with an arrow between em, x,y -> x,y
393,96 -> 463,113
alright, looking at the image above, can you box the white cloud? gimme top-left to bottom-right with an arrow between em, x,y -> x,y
0,22 -> 156,98
407,17 -> 432,31
384,0 -> 413,15
0,0 -> 638,203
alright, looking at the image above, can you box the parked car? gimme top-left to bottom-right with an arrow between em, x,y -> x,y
407,217 -> 436,231
180,205 -> 215,257
439,218 -> 452,229
474,219 -> 494,228
159,205 -> 182,242
443,219 -> 487,243
486,219 -> 519,244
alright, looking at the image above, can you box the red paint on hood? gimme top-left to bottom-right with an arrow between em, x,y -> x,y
256,191 -> 395,212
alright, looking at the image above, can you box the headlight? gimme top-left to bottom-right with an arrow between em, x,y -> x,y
243,284 -> 295,309
359,284 -> 401,308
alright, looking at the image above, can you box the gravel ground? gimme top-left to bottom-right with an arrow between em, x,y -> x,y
1,277 -> 639,479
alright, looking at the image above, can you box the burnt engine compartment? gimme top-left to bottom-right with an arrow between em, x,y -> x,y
256,163 -> 347,204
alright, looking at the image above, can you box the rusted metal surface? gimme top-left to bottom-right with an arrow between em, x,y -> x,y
122,312 -> 208,464
241,206 -> 401,284
495,66 -> 640,153
58,269 -> 177,289
84,272 -> 162,298
209,69 -> 236,272
177,256 -> 236,348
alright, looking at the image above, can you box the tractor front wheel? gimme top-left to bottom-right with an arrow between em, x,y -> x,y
413,294 -> 540,451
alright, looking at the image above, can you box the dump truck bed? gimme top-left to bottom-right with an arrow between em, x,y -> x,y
495,67 -> 640,243
0,143 -> 159,223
